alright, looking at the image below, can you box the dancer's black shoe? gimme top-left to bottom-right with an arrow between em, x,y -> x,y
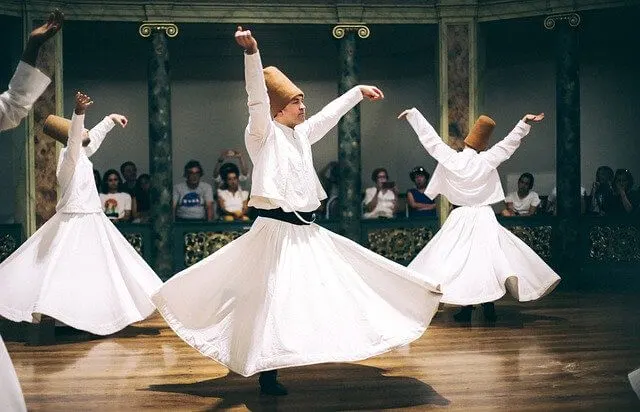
259,370 -> 288,396
481,302 -> 497,322
453,305 -> 474,322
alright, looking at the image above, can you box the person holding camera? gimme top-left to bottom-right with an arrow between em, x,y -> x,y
363,167 -> 398,219
213,148 -> 250,188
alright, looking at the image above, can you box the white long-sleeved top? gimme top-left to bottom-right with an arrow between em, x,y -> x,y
244,51 -> 363,212
56,114 -> 115,213
0,61 -> 50,132
404,108 -> 531,207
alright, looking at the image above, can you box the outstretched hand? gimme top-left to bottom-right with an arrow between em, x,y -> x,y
74,92 -> 93,115
234,26 -> 258,55
109,114 -> 128,128
21,9 -> 64,66
397,108 -> 414,120
522,113 -> 545,124
29,9 -> 64,46
359,85 -> 384,101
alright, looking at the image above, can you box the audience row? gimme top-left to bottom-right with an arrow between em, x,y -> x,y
93,156 -> 638,223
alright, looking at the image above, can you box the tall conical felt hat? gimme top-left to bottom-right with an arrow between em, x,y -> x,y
464,115 -> 496,152
263,66 -> 304,118
43,114 -> 72,145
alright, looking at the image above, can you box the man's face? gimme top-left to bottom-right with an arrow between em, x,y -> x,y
226,172 -> 239,191
186,167 -> 201,186
123,165 -> 137,182
276,95 -> 306,128
518,176 -> 532,195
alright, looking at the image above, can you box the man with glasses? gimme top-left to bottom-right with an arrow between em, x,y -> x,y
173,160 -> 214,221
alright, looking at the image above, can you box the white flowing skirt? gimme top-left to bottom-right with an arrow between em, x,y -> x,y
153,216 -> 442,377
0,213 -> 162,335
0,336 -> 26,412
409,206 -> 560,305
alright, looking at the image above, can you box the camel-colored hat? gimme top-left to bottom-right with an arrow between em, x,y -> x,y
263,66 -> 304,118
464,115 -> 496,152
43,114 -> 90,146
43,114 -> 72,145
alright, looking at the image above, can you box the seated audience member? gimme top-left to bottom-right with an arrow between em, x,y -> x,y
99,169 -> 132,223
587,165 -> 614,216
120,160 -> 138,196
213,149 -> 249,188
132,174 -> 151,223
407,166 -> 436,217
363,167 -> 398,219
605,168 -> 638,216
173,160 -> 214,221
546,185 -> 587,215
504,172 -> 540,216
217,163 -> 250,221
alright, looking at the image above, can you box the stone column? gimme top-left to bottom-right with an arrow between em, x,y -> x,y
332,24 -> 370,243
18,15 -> 63,234
545,13 -> 582,283
438,19 -> 478,225
139,22 -> 178,280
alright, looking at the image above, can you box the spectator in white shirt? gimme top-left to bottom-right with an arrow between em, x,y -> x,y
363,167 -> 398,219
217,163 -> 250,221
99,169 -> 132,223
504,172 -> 540,216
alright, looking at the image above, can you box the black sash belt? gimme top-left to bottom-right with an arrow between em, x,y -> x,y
257,208 -> 315,225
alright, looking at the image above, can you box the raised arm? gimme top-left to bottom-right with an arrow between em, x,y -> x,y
57,92 -> 92,187
305,85 -> 382,145
0,63 -> 50,131
84,114 -> 125,157
399,108 -> 460,169
236,26 -> 273,145
20,9 -> 64,68
1,10 -> 62,131
480,113 -> 542,169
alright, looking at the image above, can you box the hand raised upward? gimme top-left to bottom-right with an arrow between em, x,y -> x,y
234,26 -> 258,55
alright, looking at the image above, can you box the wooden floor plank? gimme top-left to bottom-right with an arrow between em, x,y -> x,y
3,291 -> 640,411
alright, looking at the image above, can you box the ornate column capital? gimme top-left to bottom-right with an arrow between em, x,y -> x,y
544,13 -> 581,30
332,24 -> 370,39
138,21 -> 179,38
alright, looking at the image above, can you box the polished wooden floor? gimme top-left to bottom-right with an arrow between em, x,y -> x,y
4,291 -> 640,411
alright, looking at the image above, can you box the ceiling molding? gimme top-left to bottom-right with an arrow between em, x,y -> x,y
0,0 -> 636,23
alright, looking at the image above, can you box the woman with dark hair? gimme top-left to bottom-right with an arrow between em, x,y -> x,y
99,169 -> 131,222
606,169 -> 638,216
